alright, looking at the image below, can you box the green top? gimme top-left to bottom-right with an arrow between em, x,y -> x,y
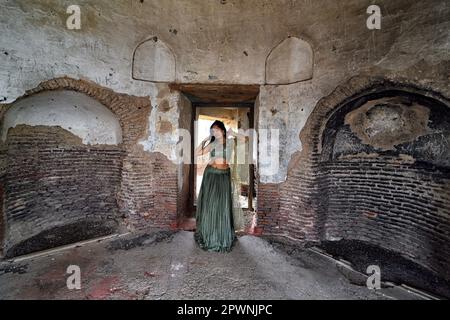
208,139 -> 235,163
210,140 -> 226,159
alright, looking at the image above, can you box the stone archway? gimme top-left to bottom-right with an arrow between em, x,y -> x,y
0,77 -> 169,258
2,89 -> 124,258
277,76 -> 450,294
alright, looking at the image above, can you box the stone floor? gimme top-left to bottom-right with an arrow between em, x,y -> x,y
0,230 -> 430,300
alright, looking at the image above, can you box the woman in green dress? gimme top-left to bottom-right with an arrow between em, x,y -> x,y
193,120 -> 238,253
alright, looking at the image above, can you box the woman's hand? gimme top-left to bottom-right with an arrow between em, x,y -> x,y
195,137 -> 213,157
200,136 -> 211,147
227,128 -> 248,142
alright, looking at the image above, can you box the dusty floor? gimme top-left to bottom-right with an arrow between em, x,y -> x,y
0,230 -> 428,300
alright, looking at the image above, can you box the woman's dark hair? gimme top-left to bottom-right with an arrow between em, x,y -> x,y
202,120 -> 227,150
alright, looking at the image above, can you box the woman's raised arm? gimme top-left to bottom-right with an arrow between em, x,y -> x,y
194,139 -> 213,157
227,128 -> 248,142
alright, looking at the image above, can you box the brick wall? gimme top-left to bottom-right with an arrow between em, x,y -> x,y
24,78 -> 178,230
266,77 -> 450,282
320,157 -> 450,279
0,78 -> 180,257
120,149 -> 178,230
4,125 -> 123,257
255,183 -> 280,235
153,154 -> 179,229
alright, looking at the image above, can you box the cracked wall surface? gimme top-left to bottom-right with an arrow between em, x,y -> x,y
1,0 -> 449,185
0,0 -> 449,257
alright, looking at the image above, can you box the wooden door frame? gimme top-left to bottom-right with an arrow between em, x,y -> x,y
189,102 -> 255,214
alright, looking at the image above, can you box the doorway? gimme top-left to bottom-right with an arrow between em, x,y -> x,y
172,83 -> 259,233
193,103 -> 255,209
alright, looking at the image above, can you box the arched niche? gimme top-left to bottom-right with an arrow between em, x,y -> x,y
132,36 -> 176,82
279,77 -> 450,297
1,89 -> 124,258
321,90 -> 450,168
2,90 -> 122,145
318,88 -> 450,295
265,37 -> 313,85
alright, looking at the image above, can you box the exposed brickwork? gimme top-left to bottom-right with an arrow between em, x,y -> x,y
119,147 -> 155,225
277,159 -> 322,243
153,153 -> 179,230
3,125 -> 123,257
22,77 -> 178,230
120,149 -> 178,231
260,76 -> 450,282
320,156 -> 450,279
0,77 -> 180,257
255,183 -> 280,234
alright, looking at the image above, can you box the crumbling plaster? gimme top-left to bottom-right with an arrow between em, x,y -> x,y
0,0 -> 449,183
1,90 -> 122,145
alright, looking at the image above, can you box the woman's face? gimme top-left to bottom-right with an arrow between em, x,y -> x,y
211,125 -> 224,139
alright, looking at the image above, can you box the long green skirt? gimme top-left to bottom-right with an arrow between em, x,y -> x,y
194,164 -> 237,253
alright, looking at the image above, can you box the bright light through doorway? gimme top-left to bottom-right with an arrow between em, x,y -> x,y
194,108 -> 254,210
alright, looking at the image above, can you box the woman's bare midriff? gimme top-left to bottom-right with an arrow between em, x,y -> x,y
208,158 -> 230,170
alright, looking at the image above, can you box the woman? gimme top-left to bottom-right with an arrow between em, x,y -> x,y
193,120 -> 238,253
